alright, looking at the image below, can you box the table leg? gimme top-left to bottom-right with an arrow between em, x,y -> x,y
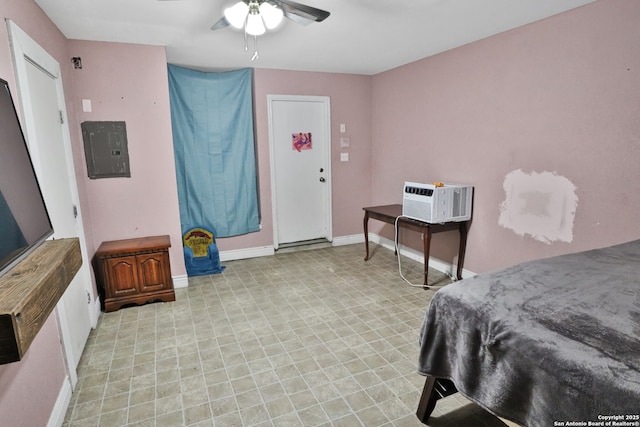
363,211 -> 370,261
423,227 -> 432,287
456,222 -> 468,280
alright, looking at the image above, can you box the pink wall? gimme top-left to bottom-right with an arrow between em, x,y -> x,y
371,0 -> 640,273
67,40 -> 186,277
214,69 -> 372,251
0,315 -> 67,427
0,1 -> 75,425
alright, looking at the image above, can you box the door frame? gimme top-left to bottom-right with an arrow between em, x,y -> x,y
267,94 -> 332,250
7,20 -> 97,387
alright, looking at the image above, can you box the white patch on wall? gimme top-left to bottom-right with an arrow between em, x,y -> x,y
499,169 -> 578,244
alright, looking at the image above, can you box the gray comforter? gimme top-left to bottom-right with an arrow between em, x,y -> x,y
418,239 -> 640,427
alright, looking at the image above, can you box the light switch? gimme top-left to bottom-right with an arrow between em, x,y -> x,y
340,137 -> 350,148
340,152 -> 349,162
82,99 -> 92,113
340,123 -> 346,133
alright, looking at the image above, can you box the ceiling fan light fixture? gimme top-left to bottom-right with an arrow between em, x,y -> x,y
224,1 -> 249,29
259,3 -> 284,29
213,0 -> 330,60
245,12 -> 266,36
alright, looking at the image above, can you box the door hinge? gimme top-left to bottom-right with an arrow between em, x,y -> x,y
87,291 -> 91,304
73,205 -> 78,218
59,110 -> 64,124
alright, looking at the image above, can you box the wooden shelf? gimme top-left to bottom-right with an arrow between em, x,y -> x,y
0,238 -> 82,365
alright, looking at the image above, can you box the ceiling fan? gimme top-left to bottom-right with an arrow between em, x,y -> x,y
210,0 -> 330,60
159,0 -> 329,60
211,0 -> 330,32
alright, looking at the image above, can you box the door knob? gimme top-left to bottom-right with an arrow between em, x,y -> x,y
319,177 -> 326,182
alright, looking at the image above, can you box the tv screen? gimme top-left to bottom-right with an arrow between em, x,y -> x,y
0,78 -> 53,277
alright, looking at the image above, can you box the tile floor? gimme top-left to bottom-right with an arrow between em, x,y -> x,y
63,243 -> 507,427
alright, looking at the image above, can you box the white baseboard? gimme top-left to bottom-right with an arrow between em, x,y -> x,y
220,245 -> 275,262
47,376 -> 72,427
172,274 -> 189,289
331,234 -> 364,246
216,238 -> 362,261
372,234 -> 475,279
217,237 -> 366,260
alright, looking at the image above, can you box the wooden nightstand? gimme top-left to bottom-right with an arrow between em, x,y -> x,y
94,235 -> 175,312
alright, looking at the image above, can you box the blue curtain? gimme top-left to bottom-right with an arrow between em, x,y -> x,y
168,65 -> 260,238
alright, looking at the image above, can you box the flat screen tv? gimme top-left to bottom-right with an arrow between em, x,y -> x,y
0,77 -> 53,277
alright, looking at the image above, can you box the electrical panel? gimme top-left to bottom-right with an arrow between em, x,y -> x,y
81,121 -> 130,179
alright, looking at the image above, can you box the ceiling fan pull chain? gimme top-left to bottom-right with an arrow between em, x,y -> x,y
243,26 -> 249,51
251,35 -> 260,61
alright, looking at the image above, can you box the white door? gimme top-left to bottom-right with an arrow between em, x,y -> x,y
8,21 -> 94,387
268,95 -> 332,249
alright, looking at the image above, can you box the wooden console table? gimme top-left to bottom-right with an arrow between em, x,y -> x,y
94,235 -> 175,312
363,204 -> 469,286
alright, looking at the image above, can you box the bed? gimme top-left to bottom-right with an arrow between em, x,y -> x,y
416,239 -> 640,427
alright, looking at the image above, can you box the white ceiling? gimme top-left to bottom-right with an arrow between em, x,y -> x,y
35,0 -> 596,76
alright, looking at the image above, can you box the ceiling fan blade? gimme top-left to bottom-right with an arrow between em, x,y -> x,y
271,0 -> 330,25
211,16 -> 230,31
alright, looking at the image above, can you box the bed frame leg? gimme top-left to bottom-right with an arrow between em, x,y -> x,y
416,375 -> 458,424
416,375 -> 438,423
